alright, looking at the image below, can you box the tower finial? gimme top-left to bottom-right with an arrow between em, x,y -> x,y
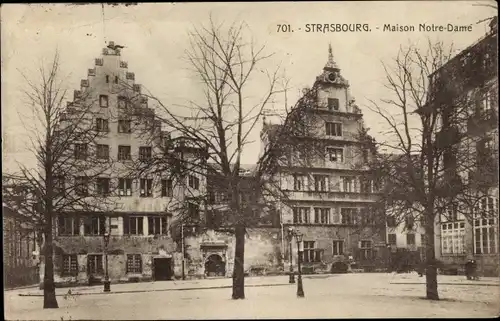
325,43 -> 339,70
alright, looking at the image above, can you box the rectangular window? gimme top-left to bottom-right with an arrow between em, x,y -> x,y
117,96 -> 128,109
441,222 -> 466,254
388,233 -> 397,245
123,216 -> 144,235
87,254 -> 103,275
328,98 -> 340,111
332,240 -> 344,256
340,176 -> 354,192
58,216 -> 79,236
161,179 -> 173,197
359,240 -> 373,260
314,208 -> 330,224
114,76 -> 119,84
326,147 -> 343,162
341,208 -> 357,225
474,197 -> 498,254
95,118 -> 109,132
105,75 -> 109,83
302,241 -> 321,263
360,178 -> 373,193
387,215 -> 397,227
325,122 -> 342,137
293,174 -> 305,191
188,175 -> 200,190
148,217 -> 168,235
118,178 -> 133,196
62,255 -> 78,276
83,216 -> 106,236
139,147 -> 152,161
96,144 -> 110,159
74,143 -> 88,160
118,145 -> 131,161
99,95 -> 108,108
118,119 -> 132,133
75,176 -> 89,196
293,207 -> 310,224
313,175 -> 328,192
53,176 -> 65,196
188,203 -> 200,221
406,233 -> 416,246
126,254 -> 142,274
96,178 -> 110,196
140,178 -> 153,197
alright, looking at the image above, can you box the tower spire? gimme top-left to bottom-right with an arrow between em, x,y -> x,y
324,43 -> 339,71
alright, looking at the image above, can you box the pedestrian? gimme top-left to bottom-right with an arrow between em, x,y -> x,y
470,259 -> 479,280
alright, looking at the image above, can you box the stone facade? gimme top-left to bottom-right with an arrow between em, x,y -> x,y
430,24 -> 499,277
261,45 -> 386,272
3,206 -> 39,288
183,228 -> 283,278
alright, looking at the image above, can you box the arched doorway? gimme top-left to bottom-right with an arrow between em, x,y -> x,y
205,254 -> 226,277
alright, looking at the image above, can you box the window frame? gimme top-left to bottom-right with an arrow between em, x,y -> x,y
332,240 -> 344,256
118,178 -> 133,196
325,122 -> 342,137
139,178 -> 153,197
87,254 -> 104,275
62,254 -> 79,276
326,147 -> 344,162
161,179 -> 173,197
58,216 -> 80,236
327,98 -> 340,111
123,216 -> 144,236
99,95 -> 109,108
126,254 -> 142,274
95,177 -> 111,196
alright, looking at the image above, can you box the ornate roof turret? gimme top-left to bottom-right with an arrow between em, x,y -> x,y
324,43 -> 340,71
316,44 -> 349,87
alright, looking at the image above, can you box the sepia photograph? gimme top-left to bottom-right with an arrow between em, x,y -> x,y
1,2 -> 499,319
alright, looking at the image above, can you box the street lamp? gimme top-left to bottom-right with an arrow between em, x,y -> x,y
295,231 -> 305,298
287,227 -> 295,284
103,230 -> 111,292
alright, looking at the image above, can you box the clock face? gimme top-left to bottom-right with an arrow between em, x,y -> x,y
327,72 -> 337,82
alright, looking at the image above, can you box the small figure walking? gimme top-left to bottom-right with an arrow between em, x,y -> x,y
465,259 -> 479,280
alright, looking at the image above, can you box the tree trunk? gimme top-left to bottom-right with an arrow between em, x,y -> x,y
424,214 -> 439,300
43,215 -> 58,309
232,224 -> 245,299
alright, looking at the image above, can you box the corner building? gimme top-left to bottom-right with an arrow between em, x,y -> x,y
39,42 -> 204,287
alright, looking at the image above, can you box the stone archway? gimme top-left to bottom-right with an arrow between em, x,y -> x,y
205,254 -> 226,277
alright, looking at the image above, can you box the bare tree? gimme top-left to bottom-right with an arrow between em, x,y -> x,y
361,34 -> 498,300
120,17 -> 339,299
2,53 -> 118,308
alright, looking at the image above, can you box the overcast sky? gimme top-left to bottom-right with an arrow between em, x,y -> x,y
1,2 -> 496,173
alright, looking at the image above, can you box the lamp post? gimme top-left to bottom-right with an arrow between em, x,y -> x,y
287,227 -> 295,283
103,230 -> 111,292
295,231 -> 305,298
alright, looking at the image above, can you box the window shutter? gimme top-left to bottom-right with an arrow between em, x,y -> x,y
358,241 -> 362,248
325,176 -> 330,192
339,177 -> 345,192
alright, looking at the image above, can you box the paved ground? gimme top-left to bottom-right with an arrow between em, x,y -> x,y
5,273 -> 500,320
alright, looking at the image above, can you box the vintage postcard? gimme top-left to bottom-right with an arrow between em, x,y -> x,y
2,2 -> 498,320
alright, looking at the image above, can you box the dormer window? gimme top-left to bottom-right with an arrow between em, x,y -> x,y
328,98 -> 340,111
